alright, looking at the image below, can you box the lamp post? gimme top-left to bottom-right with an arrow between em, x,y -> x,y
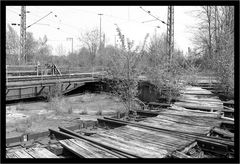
98,13 -> 103,50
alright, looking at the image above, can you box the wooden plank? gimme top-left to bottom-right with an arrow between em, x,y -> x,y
55,127 -> 137,158
6,152 -> 20,158
178,99 -> 223,105
172,151 -> 191,158
212,127 -> 234,138
60,139 -> 99,158
102,127 -> 183,151
139,118 -> 211,135
174,102 -> 222,111
124,125 -> 193,145
154,115 -> 213,127
97,131 -> 169,155
89,134 -> 166,158
221,116 -> 234,121
13,149 -> 33,158
70,139 -> 118,158
102,117 -> 234,147
169,105 -> 221,118
223,106 -> 234,111
26,148 -> 58,158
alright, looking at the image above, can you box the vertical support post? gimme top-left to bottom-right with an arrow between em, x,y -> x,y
20,6 -> 26,65
98,13 -> 103,51
19,88 -> 21,99
167,6 -> 174,66
6,65 -> 8,86
36,64 -> 38,76
35,87 -> 38,96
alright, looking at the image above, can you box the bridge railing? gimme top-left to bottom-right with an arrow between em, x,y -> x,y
6,65 -> 108,83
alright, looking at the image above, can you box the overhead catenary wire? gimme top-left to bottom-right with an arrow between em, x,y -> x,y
9,6 -> 164,34
139,6 -> 169,26
68,6 -> 160,28
27,11 -> 53,28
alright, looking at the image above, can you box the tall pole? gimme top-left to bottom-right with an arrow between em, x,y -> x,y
98,13 -> 103,50
167,6 -> 174,65
67,37 -> 73,54
20,6 -> 26,65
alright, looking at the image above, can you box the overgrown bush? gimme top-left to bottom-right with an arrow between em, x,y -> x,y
48,97 -> 73,114
142,34 -> 190,103
105,25 -> 149,118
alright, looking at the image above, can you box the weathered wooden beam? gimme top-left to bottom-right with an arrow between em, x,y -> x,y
171,151 -> 191,158
49,128 -> 134,158
211,127 -> 234,139
58,127 -> 139,158
7,149 -> 33,158
221,116 -> 234,121
102,117 -> 234,147
26,148 -> 59,158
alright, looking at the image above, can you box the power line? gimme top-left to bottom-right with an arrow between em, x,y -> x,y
27,11 -> 53,28
69,6 -> 151,26
139,6 -> 168,26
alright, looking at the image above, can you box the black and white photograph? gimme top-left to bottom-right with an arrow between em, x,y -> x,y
2,2 -> 238,162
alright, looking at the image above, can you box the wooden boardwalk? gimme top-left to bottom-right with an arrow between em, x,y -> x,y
58,107 -> 226,158
59,138 -> 120,158
175,86 -> 223,112
6,147 -> 59,158
58,85 -> 230,158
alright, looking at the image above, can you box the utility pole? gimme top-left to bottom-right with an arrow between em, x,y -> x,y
66,37 -> 73,54
167,6 -> 174,65
98,13 -> 103,50
14,8 -> 52,65
20,6 -> 26,65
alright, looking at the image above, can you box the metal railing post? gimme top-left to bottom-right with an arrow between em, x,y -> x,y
6,65 -> 8,85
36,64 -> 38,76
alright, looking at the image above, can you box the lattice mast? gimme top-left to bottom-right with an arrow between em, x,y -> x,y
20,6 -> 26,64
166,6 -> 174,65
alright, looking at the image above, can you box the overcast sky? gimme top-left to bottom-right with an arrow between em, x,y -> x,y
6,6 -> 199,55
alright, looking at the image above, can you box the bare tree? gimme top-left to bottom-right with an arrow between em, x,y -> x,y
6,24 -> 20,65
79,28 -> 100,68
190,6 -> 234,97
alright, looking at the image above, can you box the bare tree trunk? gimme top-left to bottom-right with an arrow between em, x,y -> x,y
207,6 -> 212,61
214,6 -> 218,54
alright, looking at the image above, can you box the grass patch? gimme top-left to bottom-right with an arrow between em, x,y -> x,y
16,103 -> 25,111
15,118 -> 32,133
48,97 -> 73,115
